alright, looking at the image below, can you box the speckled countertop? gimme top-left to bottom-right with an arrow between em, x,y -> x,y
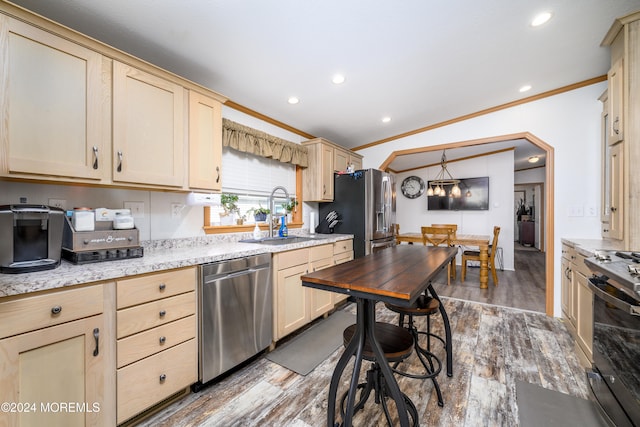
0,233 -> 353,298
561,237 -> 625,257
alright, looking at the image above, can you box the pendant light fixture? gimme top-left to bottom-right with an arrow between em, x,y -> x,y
427,150 -> 462,197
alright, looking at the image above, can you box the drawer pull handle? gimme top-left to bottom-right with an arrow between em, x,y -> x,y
159,310 -> 166,318
159,374 -> 167,383
93,328 -> 100,357
159,336 -> 166,344
51,306 -> 62,315
159,283 -> 166,291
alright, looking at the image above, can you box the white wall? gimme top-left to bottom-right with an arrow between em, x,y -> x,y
396,150 -> 514,270
359,82 -> 606,317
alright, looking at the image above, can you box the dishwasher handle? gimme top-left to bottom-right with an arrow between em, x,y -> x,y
203,266 -> 269,284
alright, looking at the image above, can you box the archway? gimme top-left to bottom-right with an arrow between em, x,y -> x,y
379,132 -> 555,316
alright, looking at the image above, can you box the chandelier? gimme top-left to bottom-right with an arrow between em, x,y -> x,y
426,150 -> 464,197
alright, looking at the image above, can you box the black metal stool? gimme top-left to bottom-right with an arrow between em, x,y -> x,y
340,322 -> 419,427
385,293 -> 448,407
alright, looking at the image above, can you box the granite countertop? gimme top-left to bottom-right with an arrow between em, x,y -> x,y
561,237 -> 625,257
0,233 -> 353,298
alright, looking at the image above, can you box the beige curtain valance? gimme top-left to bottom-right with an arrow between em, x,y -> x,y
222,118 -> 308,167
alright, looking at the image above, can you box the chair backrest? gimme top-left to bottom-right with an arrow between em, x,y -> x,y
431,224 -> 457,238
421,226 -> 452,247
489,226 -> 501,263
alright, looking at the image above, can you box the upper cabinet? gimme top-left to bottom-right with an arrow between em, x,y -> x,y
0,16 -> 109,182
302,138 -> 363,202
112,61 -> 184,188
188,90 -> 223,191
0,3 -> 226,191
601,11 -> 640,246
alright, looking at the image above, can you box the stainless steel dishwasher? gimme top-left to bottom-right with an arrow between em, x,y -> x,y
196,253 -> 272,388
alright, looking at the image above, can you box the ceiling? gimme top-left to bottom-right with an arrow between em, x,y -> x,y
8,0 -> 639,171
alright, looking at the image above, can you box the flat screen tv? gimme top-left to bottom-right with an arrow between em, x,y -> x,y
427,177 -> 489,211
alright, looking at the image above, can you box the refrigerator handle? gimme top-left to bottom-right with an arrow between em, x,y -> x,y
381,177 -> 388,232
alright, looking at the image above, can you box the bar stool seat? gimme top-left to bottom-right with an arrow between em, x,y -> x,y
385,294 -> 448,407
340,322 -> 419,427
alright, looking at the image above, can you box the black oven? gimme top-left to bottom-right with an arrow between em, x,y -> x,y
587,275 -> 640,427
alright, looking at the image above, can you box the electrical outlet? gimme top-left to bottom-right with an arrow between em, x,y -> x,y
171,203 -> 184,218
48,198 -> 67,210
124,201 -> 144,218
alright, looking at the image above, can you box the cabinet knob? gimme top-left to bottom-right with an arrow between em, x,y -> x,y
51,305 -> 62,315
159,336 -> 166,344
159,310 -> 166,318
159,374 -> 167,383
159,283 -> 166,291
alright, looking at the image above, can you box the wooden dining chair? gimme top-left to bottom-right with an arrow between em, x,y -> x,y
394,224 -> 401,244
421,226 -> 453,285
461,226 -> 501,286
430,224 -> 458,279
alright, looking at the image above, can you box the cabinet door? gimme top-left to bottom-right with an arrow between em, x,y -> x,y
188,90 -> 222,191
560,257 -> 574,328
608,142 -> 624,240
321,144 -> 334,200
1,17 -> 106,181
334,148 -> 349,172
575,272 -> 593,362
112,61 -> 184,187
350,155 -> 363,171
309,257 -> 334,318
276,263 -> 309,339
608,59 -> 624,144
332,251 -> 353,304
0,314 -> 105,427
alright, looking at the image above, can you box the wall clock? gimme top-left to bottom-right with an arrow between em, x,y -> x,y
401,176 -> 425,199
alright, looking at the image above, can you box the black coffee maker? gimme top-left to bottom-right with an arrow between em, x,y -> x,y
0,205 -> 65,274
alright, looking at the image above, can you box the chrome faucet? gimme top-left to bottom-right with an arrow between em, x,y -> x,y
268,186 -> 290,237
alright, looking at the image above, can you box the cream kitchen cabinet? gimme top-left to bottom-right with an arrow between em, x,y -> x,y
188,90 -> 223,191
334,147 -> 363,173
607,58 -> 624,144
332,240 -> 354,304
0,16 -> 109,183
559,242 -> 593,366
0,284 -> 110,427
115,267 -> 197,424
273,244 -> 341,341
112,61 -> 184,188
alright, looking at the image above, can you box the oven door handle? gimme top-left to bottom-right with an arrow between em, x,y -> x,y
587,277 -> 640,316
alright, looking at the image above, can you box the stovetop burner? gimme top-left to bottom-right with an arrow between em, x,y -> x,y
615,251 -> 640,263
585,250 -> 640,295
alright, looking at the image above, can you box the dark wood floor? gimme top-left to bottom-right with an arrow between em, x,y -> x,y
432,243 -> 546,313
136,245 -> 588,427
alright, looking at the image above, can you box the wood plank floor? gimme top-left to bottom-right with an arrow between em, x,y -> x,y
138,246 -> 589,427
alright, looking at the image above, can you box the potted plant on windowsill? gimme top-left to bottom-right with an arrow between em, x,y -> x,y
220,193 -> 239,225
281,198 -> 298,223
250,205 -> 270,222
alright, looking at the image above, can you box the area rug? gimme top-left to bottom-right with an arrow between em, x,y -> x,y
516,381 -> 607,427
265,310 -> 356,376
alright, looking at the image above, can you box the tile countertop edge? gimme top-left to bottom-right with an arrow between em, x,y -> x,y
0,234 -> 354,298
561,237 -> 625,258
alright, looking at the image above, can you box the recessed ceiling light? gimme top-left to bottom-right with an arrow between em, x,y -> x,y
519,85 -> 532,93
382,117 -> 391,123
332,74 -> 345,84
531,12 -> 552,27
288,96 -> 299,104
528,156 -> 540,163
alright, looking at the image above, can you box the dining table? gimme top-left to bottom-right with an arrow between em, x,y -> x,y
396,232 -> 491,289
301,245 -> 457,427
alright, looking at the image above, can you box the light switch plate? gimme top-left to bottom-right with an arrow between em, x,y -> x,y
124,201 -> 144,218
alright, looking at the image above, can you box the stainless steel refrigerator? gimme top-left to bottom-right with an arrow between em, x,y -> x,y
319,169 -> 396,258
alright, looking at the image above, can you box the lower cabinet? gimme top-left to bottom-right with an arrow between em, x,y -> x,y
115,267 -> 197,424
0,284 -> 109,427
273,241 -> 353,341
332,240 -> 354,304
560,242 -> 593,367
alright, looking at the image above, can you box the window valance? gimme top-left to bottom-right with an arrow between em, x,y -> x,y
222,118 -> 308,167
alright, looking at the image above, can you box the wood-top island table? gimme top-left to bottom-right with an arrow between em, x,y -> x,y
396,232 -> 491,289
301,245 -> 457,427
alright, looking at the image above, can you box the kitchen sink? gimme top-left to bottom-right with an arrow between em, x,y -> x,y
239,236 -> 316,245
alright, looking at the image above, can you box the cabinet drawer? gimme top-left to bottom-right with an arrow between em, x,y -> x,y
117,315 -> 196,368
561,244 -> 574,262
333,240 -> 353,255
0,285 -> 103,339
117,339 -> 197,424
310,244 -> 333,262
334,252 -> 353,265
276,248 -> 309,270
117,267 -> 196,309
573,254 -> 592,278
117,292 -> 195,338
